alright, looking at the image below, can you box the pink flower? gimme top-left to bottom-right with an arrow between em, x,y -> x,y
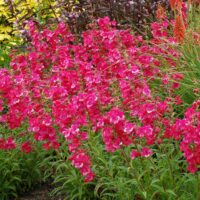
84,172 -> 95,182
141,147 -> 153,157
123,122 -> 135,134
0,15 -> 196,180
130,150 -> 140,159
21,142 -> 32,154
42,143 -> 50,151
0,138 -> 5,150
0,99 -> 3,112
188,164 -> 198,174
4,137 -> 16,150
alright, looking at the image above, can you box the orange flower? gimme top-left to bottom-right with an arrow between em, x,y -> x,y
156,4 -> 166,20
173,15 -> 186,42
176,0 -> 183,12
169,0 -> 183,11
170,0 -> 176,10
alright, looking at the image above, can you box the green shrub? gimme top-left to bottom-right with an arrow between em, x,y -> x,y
0,125 -> 51,199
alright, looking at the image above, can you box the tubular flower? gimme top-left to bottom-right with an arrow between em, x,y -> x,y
170,0 -> 177,10
176,0 -> 183,12
1,12 -> 199,181
170,0 -> 182,11
173,15 -> 185,42
156,4 -> 166,20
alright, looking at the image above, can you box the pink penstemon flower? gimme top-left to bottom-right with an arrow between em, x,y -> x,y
0,11 -> 198,182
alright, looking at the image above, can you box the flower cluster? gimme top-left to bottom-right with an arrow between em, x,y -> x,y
168,101 -> 200,173
0,2 -> 198,181
130,147 -> 153,159
0,137 -> 16,150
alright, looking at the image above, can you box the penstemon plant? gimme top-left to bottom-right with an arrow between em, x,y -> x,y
0,1 -> 200,199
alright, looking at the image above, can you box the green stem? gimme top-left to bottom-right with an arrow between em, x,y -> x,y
121,149 -> 147,199
196,173 -> 200,200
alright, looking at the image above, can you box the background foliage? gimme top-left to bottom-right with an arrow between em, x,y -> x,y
0,0 -> 170,43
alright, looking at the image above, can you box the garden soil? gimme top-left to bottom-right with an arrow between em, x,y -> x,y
17,183 -> 64,200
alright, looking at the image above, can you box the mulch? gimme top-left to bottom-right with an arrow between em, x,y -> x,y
17,182 -> 64,200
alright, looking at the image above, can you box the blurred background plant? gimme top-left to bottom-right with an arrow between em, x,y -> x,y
0,0 -> 171,68
0,0 -> 171,43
